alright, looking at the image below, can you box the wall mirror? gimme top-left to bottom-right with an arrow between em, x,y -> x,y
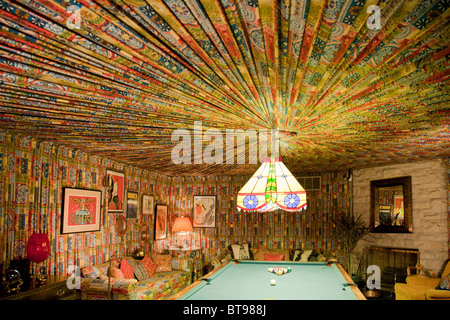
370,176 -> 412,233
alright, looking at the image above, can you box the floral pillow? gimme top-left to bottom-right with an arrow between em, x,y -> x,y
140,254 -> 158,277
437,274 -> 450,290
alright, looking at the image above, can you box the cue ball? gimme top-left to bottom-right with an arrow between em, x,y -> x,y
270,279 -> 276,286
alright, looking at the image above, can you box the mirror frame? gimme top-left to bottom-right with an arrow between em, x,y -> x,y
370,176 -> 412,233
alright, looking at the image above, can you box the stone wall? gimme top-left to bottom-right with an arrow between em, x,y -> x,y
353,158 -> 449,273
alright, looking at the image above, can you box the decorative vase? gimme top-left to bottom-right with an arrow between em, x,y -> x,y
132,248 -> 145,260
26,233 -> 50,263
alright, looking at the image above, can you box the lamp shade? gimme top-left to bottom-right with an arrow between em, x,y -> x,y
26,232 -> 50,263
172,217 -> 193,232
237,156 -> 307,212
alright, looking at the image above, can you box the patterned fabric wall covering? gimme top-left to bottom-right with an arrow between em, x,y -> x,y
0,130 -> 168,275
0,0 -> 448,176
1,131 -> 351,274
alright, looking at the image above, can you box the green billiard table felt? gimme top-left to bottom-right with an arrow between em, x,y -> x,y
178,261 -> 359,300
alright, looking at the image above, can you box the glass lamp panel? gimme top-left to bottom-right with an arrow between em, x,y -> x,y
237,193 -> 268,211
259,161 -> 271,176
238,164 -> 270,195
275,177 -> 290,193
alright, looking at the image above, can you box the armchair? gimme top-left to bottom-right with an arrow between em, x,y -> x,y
395,259 -> 450,300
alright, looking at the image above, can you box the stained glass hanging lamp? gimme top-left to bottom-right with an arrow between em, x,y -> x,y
237,157 -> 307,212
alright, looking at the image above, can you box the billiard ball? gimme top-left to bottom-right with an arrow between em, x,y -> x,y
270,279 -> 276,286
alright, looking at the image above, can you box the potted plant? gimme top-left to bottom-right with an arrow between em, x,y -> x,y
334,213 -> 370,278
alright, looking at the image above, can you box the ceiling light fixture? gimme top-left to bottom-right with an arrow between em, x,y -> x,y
237,156 -> 307,212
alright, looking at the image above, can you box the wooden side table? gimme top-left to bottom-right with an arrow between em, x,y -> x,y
1,276 -> 75,300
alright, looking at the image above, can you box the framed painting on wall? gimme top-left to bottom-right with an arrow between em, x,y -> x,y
126,190 -> 138,219
106,170 -> 125,213
193,195 -> 216,228
62,188 -> 102,234
393,196 -> 404,226
154,204 -> 167,240
142,194 -> 155,215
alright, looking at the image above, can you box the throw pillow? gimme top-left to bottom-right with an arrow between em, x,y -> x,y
81,266 -> 102,278
221,254 -> 232,264
308,250 -> 320,261
437,274 -> 450,290
108,266 -> 124,279
230,243 -> 251,260
300,249 -> 313,262
152,254 -> 172,272
316,254 -> 326,262
290,249 -> 303,261
120,257 -> 135,279
253,245 -> 269,261
98,260 -> 120,275
264,253 -> 285,261
134,264 -> 149,281
140,255 -> 158,277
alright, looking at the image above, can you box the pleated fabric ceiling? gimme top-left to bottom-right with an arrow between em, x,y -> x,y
0,0 -> 448,175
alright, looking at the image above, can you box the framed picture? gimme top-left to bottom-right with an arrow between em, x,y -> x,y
126,190 -> 138,219
393,196 -> 405,226
154,204 -> 168,240
193,195 -> 216,228
142,194 -> 155,215
62,188 -> 101,234
106,170 -> 125,213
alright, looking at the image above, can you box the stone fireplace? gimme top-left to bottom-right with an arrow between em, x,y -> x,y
366,246 -> 419,292
352,159 -> 448,274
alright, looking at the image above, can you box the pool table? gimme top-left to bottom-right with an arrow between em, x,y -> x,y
173,260 -> 365,300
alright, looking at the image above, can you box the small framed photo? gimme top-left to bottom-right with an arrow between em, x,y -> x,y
142,194 -> 155,215
193,195 -> 216,228
106,169 -> 125,213
126,190 -> 138,219
62,188 -> 102,234
154,204 -> 168,240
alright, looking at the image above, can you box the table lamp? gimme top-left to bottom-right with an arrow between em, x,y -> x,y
27,232 -> 50,284
172,216 -> 193,250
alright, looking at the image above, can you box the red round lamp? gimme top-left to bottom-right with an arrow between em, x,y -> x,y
27,233 -> 50,263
